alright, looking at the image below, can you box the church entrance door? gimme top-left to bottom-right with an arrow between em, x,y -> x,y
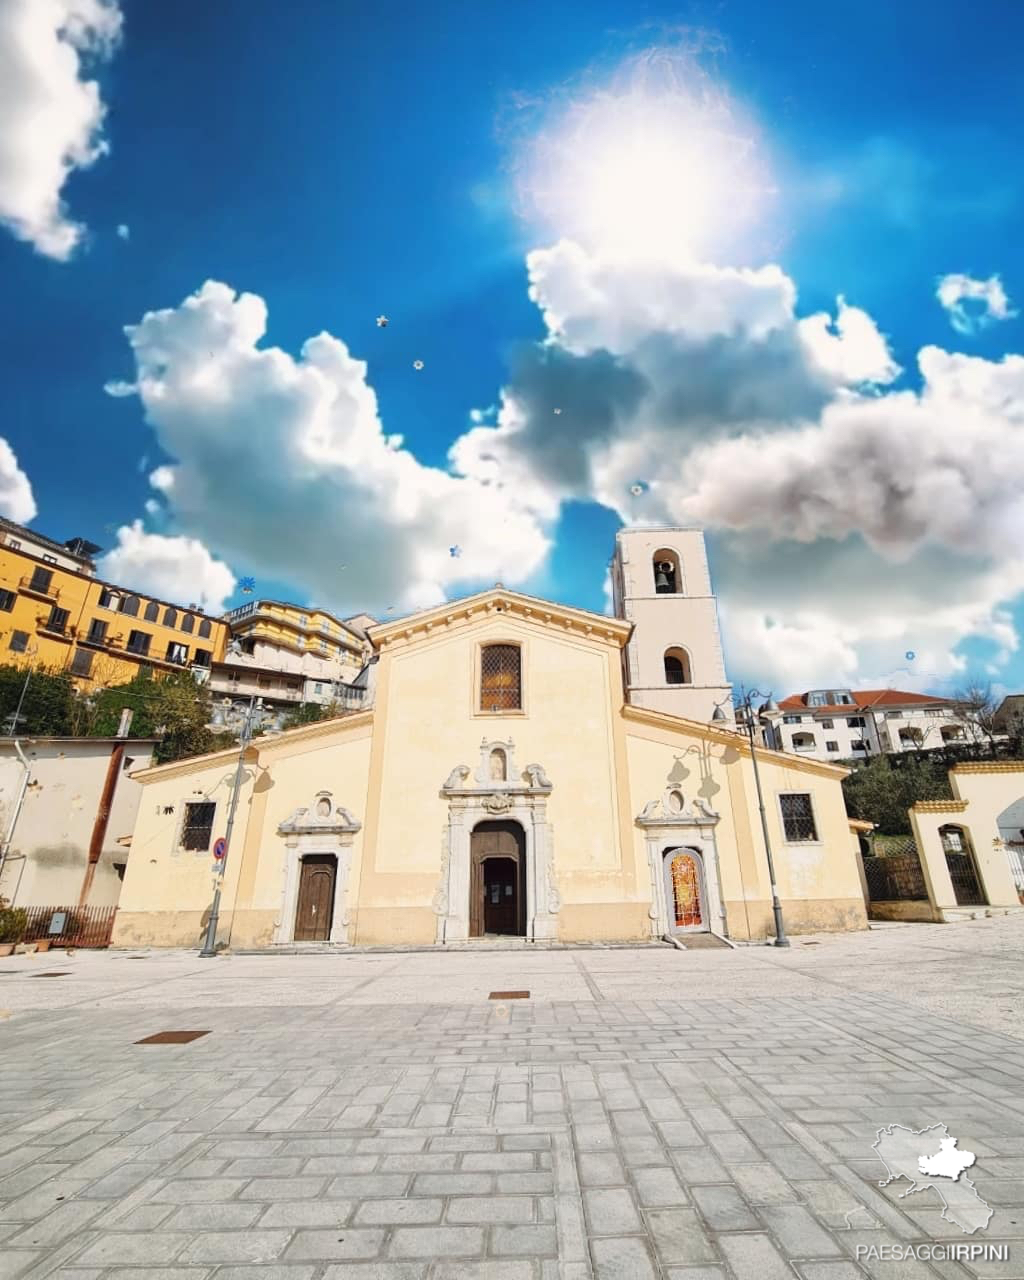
663,848 -> 706,932
470,821 -> 525,937
294,855 -> 337,942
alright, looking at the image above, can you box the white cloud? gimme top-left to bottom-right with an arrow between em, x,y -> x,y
0,437 -> 37,524
448,236 -> 1024,693
111,281 -> 551,615
97,520 -> 236,613
0,0 -> 122,259
115,221 -> 129,239
937,272 -> 1016,335
103,378 -> 135,397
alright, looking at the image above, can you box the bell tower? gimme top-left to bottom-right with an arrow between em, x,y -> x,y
609,527 -> 733,723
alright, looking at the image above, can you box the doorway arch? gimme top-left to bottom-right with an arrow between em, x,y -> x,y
663,847 -> 707,933
470,820 -> 525,937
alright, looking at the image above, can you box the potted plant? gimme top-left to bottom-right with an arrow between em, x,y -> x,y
35,937 -> 51,953
0,897 -> 28,957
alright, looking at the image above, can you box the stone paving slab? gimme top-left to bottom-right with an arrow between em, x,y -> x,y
1,918 -> 1024,1277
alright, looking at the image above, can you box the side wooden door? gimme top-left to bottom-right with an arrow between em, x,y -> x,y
294,856 -> 337,942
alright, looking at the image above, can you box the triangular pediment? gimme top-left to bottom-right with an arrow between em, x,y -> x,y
366,587 -> 632,652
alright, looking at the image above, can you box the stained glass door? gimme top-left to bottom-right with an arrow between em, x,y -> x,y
665,850 -> 703,930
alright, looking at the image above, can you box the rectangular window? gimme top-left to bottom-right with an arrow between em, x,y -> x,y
42,554 -> 57,565
87,618 -> 108,644
319,638 -> 328,651
782,714 -> 803,724
780,793 -> 818,842
45,605 -> 69,634
847,716 -> 866,728
820,718 -> 834,729
0,589 -> 15,612
126,629 -> 151,656
480,644 -> 522,711
28,567 -> 53,593
314,682 -> 323,693
826,741 -> 839,752
7,539 -> 20,550
98,588 -> 119,610
228,671 -> 240,683
70,649 -> 93,677
180,801 -> 216,851
851,740 -> 868,752
166,642 -> 189,665
8,630 -> 28,653
192,649 -> 211,668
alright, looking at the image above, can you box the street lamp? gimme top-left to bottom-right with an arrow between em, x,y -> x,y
6,642 -> 39,737
713,688 -> 790,947
198,694 -> 264,957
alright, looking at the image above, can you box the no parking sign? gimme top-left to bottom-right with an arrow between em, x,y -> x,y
213,837 -> 227,861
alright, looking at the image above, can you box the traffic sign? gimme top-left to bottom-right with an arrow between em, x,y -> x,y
213,837 -> 227,860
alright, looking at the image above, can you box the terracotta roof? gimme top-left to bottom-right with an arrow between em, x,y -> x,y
779,689 -> 953,713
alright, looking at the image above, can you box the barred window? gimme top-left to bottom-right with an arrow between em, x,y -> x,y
180,802 -> 216,851
780,793 -> 818,842
480,644 -> 521,711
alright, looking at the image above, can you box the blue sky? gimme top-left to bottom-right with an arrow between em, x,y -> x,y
1,0 -> 1022,698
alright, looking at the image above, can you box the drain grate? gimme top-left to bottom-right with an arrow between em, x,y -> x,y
489,990 -> 530,1000
32,972 -> 71,978
135,1030 -> 211,1045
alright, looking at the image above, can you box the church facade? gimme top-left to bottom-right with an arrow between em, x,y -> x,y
112,530 -> 868,948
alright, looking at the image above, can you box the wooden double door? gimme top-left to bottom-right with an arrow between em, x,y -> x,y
294,855 -> 337,942
470,821 -> 526,937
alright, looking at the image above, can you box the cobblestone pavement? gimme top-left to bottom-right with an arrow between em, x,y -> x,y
2,917 -> 1024,1279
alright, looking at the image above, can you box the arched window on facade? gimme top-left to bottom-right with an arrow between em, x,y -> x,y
181,614 -> 195,634
198,618 -> 212,638
163,607 -> 177,627
144,601 -> 159,622
480,644 -> 521,711
121,595 -> 140,618
653,548 -> 682,595
663,647 -> 692,685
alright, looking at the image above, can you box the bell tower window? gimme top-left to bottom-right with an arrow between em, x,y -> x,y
664,647 -> 692,685
652,548 -> 682,594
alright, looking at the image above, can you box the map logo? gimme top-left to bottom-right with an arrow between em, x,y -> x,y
873,1123 -> 993,1234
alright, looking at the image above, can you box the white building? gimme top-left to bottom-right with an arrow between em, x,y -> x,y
768,689 -> 975,761
0,735 -> 157,908
609,528 -> 734,723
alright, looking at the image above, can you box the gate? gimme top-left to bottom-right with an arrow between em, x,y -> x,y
21,906 -> 118,948
939,826 -> 986,906
860,836 -> 928,903
1003,839 -> 1024,902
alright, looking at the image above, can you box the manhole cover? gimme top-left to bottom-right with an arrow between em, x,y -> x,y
489,991 -> 529,1000
135,1030 -> 211,1045
32,972 -> 71,978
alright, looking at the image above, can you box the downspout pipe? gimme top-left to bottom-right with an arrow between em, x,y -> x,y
0,740 -> 32,902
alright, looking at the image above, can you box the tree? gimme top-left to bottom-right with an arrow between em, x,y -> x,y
951,681 -> 999,750
0,663 -> 76,736
90,668 -> 234,763
842,754 -> 953,835
280,700 -> 339,730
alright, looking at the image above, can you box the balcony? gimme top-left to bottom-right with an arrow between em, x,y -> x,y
20,573 -> 60,602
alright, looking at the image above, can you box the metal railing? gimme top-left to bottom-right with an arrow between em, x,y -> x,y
20,905 -> 118,948
1004,841 -> 1024,896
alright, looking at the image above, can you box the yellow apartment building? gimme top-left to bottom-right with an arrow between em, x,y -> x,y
0,517 -> 228,690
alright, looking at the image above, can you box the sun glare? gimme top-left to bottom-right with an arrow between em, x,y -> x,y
517,47 -> 774,263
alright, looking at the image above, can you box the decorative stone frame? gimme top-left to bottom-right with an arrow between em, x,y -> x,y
275,791 -> 361,944
637,787 -> 727,937
436,739 -> 558,942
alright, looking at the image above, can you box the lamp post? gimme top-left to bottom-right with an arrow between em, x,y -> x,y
6,642 -> 38,737
713,688 -> 790,947
198,694 -> 262,957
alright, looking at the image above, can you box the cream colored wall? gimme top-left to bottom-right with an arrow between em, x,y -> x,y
907,764 -> 1024,915
622,718 -> 865,940
112,750 -> 256,947
356,616 -> 641,943
0,741 -> 154,910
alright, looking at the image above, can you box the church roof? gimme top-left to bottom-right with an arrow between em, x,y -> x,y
779,689 -> 952,714
366,586 -> 632,649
